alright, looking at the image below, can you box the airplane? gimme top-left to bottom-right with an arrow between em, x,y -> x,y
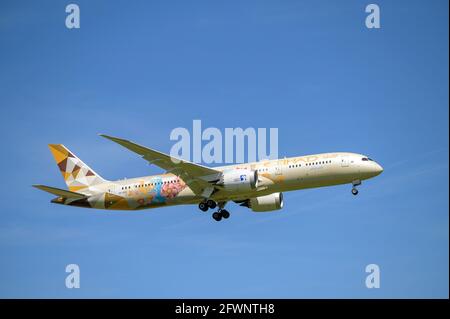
33,135 -> 384,221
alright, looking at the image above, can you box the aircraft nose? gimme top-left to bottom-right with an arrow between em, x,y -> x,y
374,162 -> 384,175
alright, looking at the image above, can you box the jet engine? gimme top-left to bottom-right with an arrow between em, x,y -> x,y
218,169 -> 258,192
244,192 -> 284,212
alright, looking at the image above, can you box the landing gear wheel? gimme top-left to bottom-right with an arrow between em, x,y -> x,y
352,188 -> 359,196
212,212 -> 222,221
206,199 -> 217,209
198,202 -> 208,212
221,210 -> 230,219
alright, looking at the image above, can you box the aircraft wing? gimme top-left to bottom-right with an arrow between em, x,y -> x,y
32,185 -> 87,199
100,134 -> 221,196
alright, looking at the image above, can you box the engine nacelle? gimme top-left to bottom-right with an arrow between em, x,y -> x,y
219,169 -> 258,192
249,193 -> 284,212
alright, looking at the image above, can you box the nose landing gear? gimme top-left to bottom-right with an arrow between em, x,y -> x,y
351,180 -> 361,196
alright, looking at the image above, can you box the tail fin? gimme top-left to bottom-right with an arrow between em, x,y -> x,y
48,144 -> 107,192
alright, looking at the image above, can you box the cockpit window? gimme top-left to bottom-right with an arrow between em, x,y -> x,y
362,157 -> 369,161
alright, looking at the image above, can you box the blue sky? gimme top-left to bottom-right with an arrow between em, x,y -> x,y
0,0 -> 448,298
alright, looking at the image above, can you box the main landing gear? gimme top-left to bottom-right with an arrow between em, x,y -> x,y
212,209 -> 230,221
198,200 -> 230,221
351,180 -> 361,196
198,199 -> 216,212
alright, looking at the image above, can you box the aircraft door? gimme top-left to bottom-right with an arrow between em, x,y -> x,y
274,160 -> 283,175
341,156 -> 350,167
107,184 -> 118,195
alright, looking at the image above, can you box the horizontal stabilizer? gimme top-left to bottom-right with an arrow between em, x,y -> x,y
32,185 -> 87,199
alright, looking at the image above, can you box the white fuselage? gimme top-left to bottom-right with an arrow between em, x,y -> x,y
78,152 -> 383,210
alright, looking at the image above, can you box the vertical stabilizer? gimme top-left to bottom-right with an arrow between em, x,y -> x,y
48,144 -> 107,192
